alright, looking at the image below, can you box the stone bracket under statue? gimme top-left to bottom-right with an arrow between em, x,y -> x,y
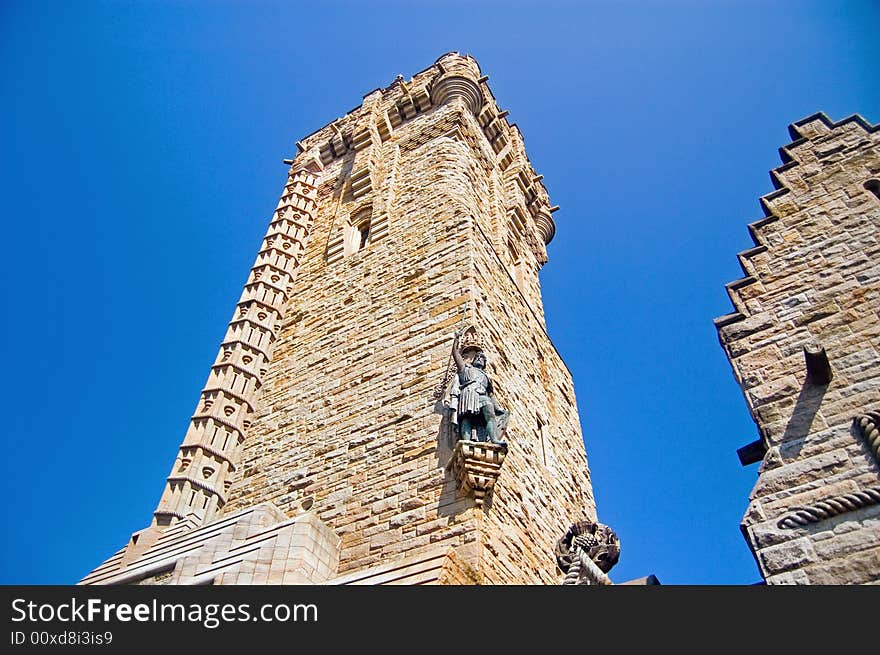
446,440 -> 507,508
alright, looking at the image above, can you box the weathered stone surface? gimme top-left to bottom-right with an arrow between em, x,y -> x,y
801,545 -> 880,584
752,449 -> 852,496
81,505 -> 341,585
759,537 -> 817,574
717,113 -> 880,584
764,568 -> 810,585
83,53 -> 599,585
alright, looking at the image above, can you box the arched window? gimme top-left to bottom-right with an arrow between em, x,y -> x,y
864,179 -> 880,201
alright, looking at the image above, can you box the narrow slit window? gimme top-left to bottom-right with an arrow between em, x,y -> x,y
536,416 -> 548,467
358,221 -> 371,251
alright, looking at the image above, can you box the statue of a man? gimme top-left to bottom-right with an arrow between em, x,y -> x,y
450,331 -> 508,446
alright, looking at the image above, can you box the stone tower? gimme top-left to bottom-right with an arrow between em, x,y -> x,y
717,113 -> 880,584
82,53 -> 612,585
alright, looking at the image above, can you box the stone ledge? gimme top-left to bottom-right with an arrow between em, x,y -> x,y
80,504 -> 340,585
445,440 -> 507,508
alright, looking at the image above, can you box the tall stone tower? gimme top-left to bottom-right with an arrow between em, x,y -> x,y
717,113 -> 880,584
82,53 -> 613,585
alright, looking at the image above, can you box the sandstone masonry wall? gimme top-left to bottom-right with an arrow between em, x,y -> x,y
83,53 -> 599,585
716,113 -> 880,584
221,53 -> 598,582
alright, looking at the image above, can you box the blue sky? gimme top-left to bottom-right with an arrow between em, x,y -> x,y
1,1 -> 877,585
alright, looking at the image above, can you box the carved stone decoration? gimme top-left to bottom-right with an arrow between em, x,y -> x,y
152,163 -> 321,528
533,208 -> 556,245
430,75 -> 483,116
555,520 -> 620,585
778,487 -> 880,529
446,440 -> 507,508
776,410 -> 880,528
854,410 -> 880,464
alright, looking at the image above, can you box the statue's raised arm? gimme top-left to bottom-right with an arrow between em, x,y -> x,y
451,330 -> 466,373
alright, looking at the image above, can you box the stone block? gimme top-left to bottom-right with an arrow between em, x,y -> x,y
753,449 -> 851,497
759,537 -> 817,574
812,522 -> 880,560
803,546 -> 880,584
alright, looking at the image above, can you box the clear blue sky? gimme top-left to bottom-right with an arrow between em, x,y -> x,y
2,1 -> 877,585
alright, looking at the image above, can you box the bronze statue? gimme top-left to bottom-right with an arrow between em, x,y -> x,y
450,330 -> 509,446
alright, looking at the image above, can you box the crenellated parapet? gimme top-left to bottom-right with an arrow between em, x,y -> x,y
714,112 -> 880,584
715,113 -> 879,329
431,53 -> 483,116
292,52 -> 557,263
153,164 -> 321,527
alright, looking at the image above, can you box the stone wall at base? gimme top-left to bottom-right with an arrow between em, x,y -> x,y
81,505 -> 340,585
